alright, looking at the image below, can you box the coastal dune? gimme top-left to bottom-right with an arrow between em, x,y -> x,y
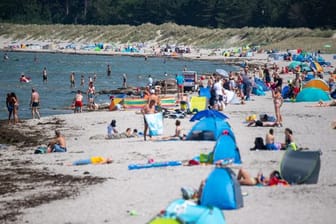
1,87 -> 335,224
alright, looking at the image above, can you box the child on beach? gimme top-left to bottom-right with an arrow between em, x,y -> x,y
156,120 -> 186,141
106,119 -> 119,139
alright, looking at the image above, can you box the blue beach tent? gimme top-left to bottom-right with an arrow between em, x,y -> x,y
255,78 -> 269,91
186,117 -> 233,141
296,87 -> 331,102
159,199 -> 226,224
212,133 -> 242,164
200,167 -> 243,210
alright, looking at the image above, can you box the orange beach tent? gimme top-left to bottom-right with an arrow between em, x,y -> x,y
304,79 -> 329,91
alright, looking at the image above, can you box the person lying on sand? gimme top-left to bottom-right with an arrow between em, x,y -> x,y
181,168 -> 288,202
247,119 -> 277,127
66,156 -> 113,166
308,100 -> 336,107
47,130 -> 67,153
237,168 -> 289,186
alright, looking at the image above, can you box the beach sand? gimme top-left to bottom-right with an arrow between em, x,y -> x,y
0,52 -> 336,224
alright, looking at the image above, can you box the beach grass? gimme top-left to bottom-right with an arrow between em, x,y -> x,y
1,22 -> 335,52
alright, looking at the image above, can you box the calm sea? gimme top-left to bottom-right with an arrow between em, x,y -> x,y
0,51 -> 237,119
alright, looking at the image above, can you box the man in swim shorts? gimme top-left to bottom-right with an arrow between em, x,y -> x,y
30,88 -> 41,119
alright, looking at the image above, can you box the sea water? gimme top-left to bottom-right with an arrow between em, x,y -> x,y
0,51 -> 237,119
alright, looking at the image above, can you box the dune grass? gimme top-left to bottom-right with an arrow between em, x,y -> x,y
1,22 -> 335,52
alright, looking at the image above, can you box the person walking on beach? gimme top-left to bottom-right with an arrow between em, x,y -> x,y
42,67 -> 47,83
30,88 -> 41,119
176,73 -> 184,102
141,99 -> 156,141
272,87 -> 283,127
107,64 -> 112,76
242,66 -> 252,101
47,130 -> 67,153
70,72 -> 75,88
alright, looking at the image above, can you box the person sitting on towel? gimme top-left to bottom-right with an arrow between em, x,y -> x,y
155,120 -> 186,141
47,130 -> 67,153
265,128 -> 281,150
281,128 -> 297,150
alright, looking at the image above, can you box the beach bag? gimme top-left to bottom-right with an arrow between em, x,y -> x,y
34,146 -> 47,154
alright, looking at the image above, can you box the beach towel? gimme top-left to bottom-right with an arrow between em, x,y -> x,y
190,96 -> 207,111
123,98 -> 147,109
145,112 -> 163,136
160,97 -> 177,108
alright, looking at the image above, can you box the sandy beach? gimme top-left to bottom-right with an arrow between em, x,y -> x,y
0,48 -> 336,224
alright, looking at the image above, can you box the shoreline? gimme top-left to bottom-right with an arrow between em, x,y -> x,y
1,42 -> 336,223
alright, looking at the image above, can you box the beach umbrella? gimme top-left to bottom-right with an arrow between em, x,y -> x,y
288,61 -> 302,70
215,69 -> 229,78
310,61 -> 323,73
190,109 -> 229,122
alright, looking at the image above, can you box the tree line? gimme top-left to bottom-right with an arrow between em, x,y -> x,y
0,0 -> 335,28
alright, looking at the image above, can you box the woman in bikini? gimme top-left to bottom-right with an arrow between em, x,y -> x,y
272,87 -> 283,127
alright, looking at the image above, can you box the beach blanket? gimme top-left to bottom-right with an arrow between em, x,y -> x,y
122,97 -> 176,110
123,98 -> 147,109
190,96 -> 207,111
160,97 -> 177,108
145,112 -> 163,136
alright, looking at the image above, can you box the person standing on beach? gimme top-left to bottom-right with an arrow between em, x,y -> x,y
242,66 -> 252,101
10,92 -> 19,124
213,76 -> 226,111
141,99 -> 156,141
93,73 -> 97,82
42,67 -> 47,83
272,87 -> 283,127
87,81 -> 95,110
30,88 -> 41,119
107,64 -> 112,76
264,64 -> 271,87
70,72 -> 75,88
176,73 -> 184,102
6,93 -> 14,124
